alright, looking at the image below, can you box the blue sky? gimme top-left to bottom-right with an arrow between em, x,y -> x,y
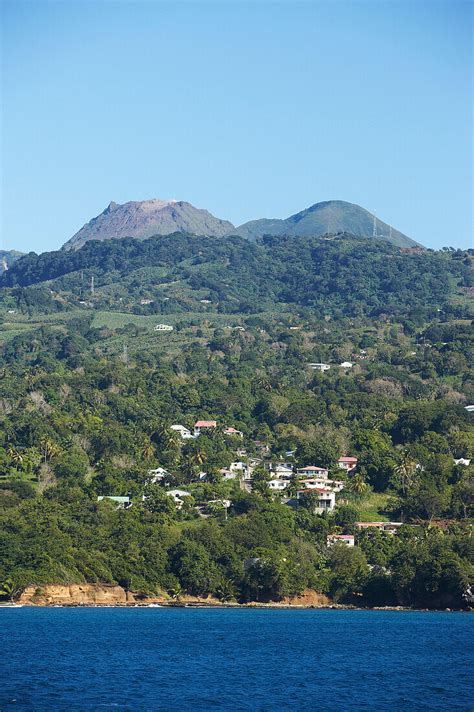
1,0 -> 472,253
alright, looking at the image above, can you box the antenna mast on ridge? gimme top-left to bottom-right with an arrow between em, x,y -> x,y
373,211 -> 377,237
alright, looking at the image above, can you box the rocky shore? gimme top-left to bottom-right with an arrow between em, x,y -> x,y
17,584 -> 332,608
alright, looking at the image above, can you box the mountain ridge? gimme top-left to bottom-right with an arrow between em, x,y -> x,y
61,198 -> 419,251
230,200 -> 418,247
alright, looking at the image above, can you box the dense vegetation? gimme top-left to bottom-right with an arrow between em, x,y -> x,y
0,234 -> 472,608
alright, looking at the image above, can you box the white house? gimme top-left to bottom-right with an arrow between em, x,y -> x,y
268,479 -> 289,491
269,463 -> 294,478
309,363 -> 331,372
223,427 -> 243,437
296,488 -> 336,512
154,324 -> 173,331
464,405 -> 474,412
297,465 -> 329,478
220,468 -> 237,480
327,534 -> 355,547
170,424 -> 194,440
147,467 -> 170,483
166,489 -> 192,508
300,477 -> 345,493
337,456 -> 358,472
194,420 -> 217,437
97,496 -> 131,509
340,361 -> 354,369
454,458 -> 471,466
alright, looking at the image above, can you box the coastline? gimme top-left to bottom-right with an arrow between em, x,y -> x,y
3,584 -> 468,611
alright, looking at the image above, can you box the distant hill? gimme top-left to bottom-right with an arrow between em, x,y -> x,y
230,200 -> 419,248
62,199 -> 235,251
0,250 -> 25,272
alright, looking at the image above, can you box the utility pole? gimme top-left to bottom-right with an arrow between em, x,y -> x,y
373,211 -> 377,237
90,275 -> 95,296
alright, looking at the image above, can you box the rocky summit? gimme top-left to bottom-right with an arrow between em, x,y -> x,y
62,199 -> 235,251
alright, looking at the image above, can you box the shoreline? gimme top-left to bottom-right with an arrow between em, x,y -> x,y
2,601 -> 469,612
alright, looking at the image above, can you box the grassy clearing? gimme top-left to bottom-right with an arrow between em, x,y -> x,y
355,492 -> 391,522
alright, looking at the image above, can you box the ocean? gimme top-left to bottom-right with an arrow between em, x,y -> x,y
0,608 -> 472,710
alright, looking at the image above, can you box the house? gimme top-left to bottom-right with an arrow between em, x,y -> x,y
194,420 -> 217,437
337,456 -> 358,472
309,363 -> 331,372
268,462 -> 294,478
327,534 -> 355,547
229,460 -> 253,478
297,488 -> 336,512
154,324 -> 173,332
297,465 -> 329,478
170,424 -> 194,440
340,361 -> 353,369
268,479 -> 289,491
454,458 -> 471,466
140,299 -> 154,305
147,467 -> 170,483
465,405 -> 474,413
223,427 -> 243,437
166,489 -> 192,508
97,496 -> 131,509
220,468 -> 237,480
355,521 -> 403,534
300,477 -> 344,493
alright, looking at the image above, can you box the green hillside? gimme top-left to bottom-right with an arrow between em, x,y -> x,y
0,233 -> 472,609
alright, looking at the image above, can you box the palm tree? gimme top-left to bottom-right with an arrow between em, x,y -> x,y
40,438 -> 61,463
141,439 -> 155,461
0,578 -> 18,602
168,584 -> 182,602
191,449 -> 207,468
7,446 -> 23,467
394,451 -> 418,496
349,473 -> 368,496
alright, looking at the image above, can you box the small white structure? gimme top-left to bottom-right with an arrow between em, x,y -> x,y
147,467 -> 170,483
327,534 -> 355,547
154,324 -> 173,332
97,496 -> 131,509
297,465 -> 329,478
220,468 -> 237,480
268,479 -> 289,491
170,424 -> 194,440
194,420 -> 217,437
465,405 -> 474,413
454,458 -> 471,466
223,427 -> 243,437
297,488 -> 336,512
309,363 -> 331,372
167,489 -> 192,508
340,361 -> 353,369
337,456 -> 358,472
356,521 -> 403,534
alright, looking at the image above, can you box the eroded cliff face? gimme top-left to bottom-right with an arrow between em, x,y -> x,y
18,584 -> 331,607
19,584 -> 135,606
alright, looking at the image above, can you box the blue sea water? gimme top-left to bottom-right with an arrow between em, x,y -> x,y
0,608 -> 472,711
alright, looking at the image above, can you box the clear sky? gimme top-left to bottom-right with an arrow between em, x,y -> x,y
1,0 -> 472,253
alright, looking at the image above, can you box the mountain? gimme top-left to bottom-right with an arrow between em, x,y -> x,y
0,250 -> 25,272
62,199 -> 235,251
230,200 -> 418,247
